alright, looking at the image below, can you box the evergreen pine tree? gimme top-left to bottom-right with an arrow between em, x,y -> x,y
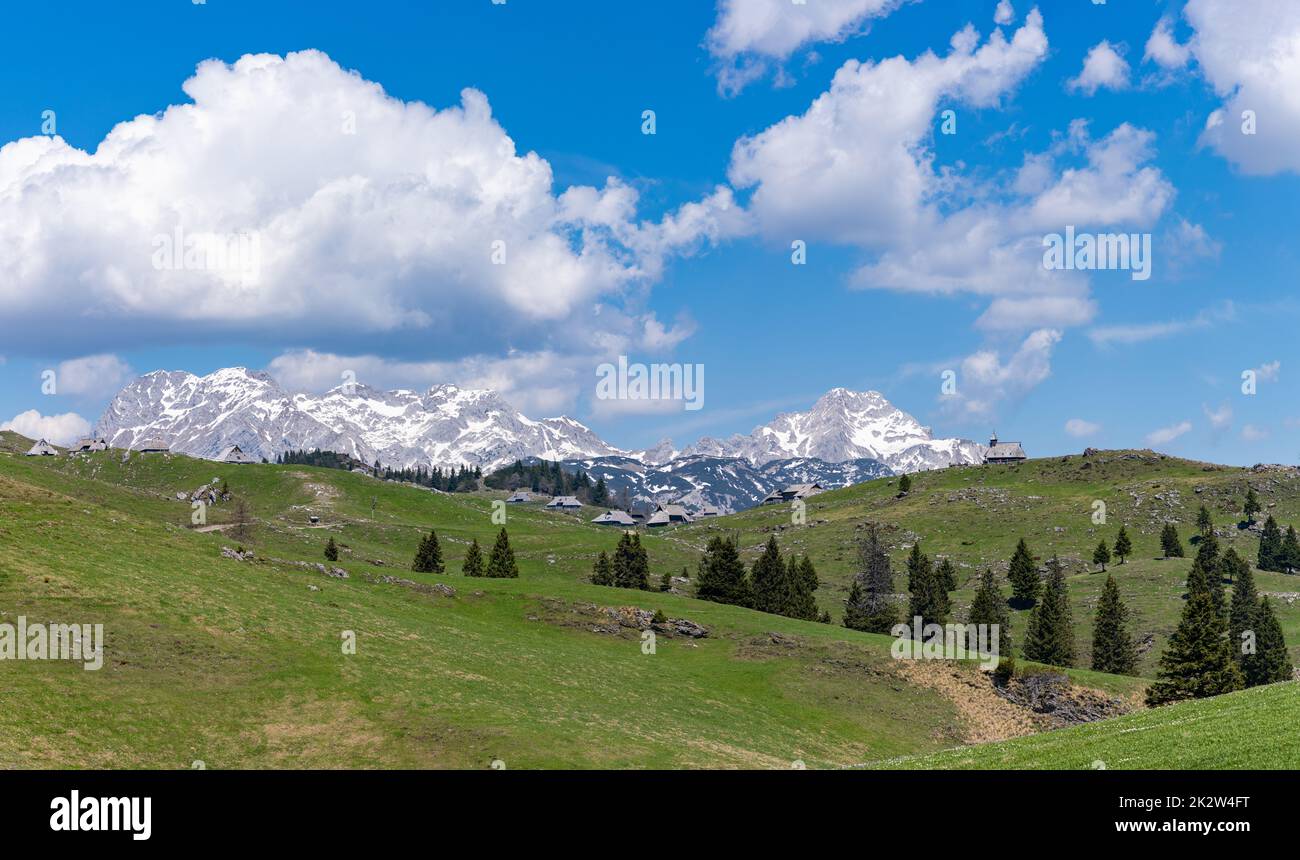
590,550 -> 613,585
485,528 -> 519,578
324,537 -> 339,562
935,557 -> 957,592
1244,487 -> 1261,521
1194,531 -> 1223,588
907,546 -> 949,634
898,473 -> 912,495
750,535 -> 789,615
967,569 -> 1012,657
1281,525 -> 1300,573
411,529 -> 445,573
1196,505 -> 1214,537
905,541 -> 929,591
1228,552 -> 1258,671
1247,597 -> 1294,686
1146,561 -> 1244,706
631,533 -> 650,590
1090,574 -> 1137,675
658,570 -> 672,592
612,532 -> 650,590
411,533 -> 430,572
695,536 -> 752,607
786,556 -> 820,621
1160,523 -> 1184,558
1221,546 -> 1249,587
1113,526 -> 1132,564
1258,515 -> 1283,572
1093,540 -> 1111,572
843,579 -> 870,631
462,538 -> 485,577
1008,538 -> 1039,607
591,476 -> 609,506
849,524 -> 897,633
1023,556 -> 1074,667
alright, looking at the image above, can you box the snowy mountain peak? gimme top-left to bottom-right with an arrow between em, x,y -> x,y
681,388 -> 981,473
95,371 -> 981,476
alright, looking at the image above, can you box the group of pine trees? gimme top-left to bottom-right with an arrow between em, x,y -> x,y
483,459 -> 608,504
276,448 -> 483,492
843,524 -> 900,633
1257,515 -> 1300,573
1092,526 -> 1132,571
409,527 -> 518,578
693,535 -> 824,622
1147,513 -> 1292,705
591,532 -> 650,590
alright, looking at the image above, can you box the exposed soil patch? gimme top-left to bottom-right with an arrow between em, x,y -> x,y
892,660 -> 1039,744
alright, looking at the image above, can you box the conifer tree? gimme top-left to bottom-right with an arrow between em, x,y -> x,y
1246,597 -> 1294,687
1160,523 -> 1184,558
1258,515 -> 1283,572
1196,505 -> 1213,538
786,556 -> 820,622
1093,540 -> 1111,572
1221,546 -> 1249,587
1228,552 -> 1258,669
847,524 -> 896,633
1023,556 -> 1074,667
1281,525 -> 1300,573
590,550 -> 613,586
751,535 -> 789,615
905,542 -> 929,591
324,537 -> 339,562
1146,561 -> 1243,705
1091,574 -> 1137,675
485,528 -> 519,578
411,529 -> 445,573
843,579 -> 870,631
935,557 -> 957,592
462,538 -> 485,577
591,476 -> 609,507
1194,532 -> 1223,600
898,473 -> 912,495
1008,538 -> 1039,607
658,570 -> 672,592
694,536 -> 752,607
1244,487 -> 1261,521
612,532 -> 650,590
1113,526 -> 1132,564
967,569 -> 1012,657
907,547 -> 949,634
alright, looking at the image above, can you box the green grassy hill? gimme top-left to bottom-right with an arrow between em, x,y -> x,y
667,450 -> 1300,677
0,441 -> 1006,768
872,680 -> 1300,769
1,439 -> 1292,768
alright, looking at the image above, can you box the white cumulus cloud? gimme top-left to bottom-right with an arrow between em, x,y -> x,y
1146,420 -> 1192,446
1144,17 -> 1190,70
54,354 -> 133,397
1064,418 -> 1101,438
1067,41 -> 1131,95
707,0 -> 907,93
0,410 -> 91,445
1185,0 -> 1300,174
0,51 -> 736,362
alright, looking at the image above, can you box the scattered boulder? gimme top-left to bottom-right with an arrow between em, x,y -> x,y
221,546 -> 254,562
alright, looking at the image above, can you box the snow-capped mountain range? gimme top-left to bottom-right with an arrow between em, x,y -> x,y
94,368 -> 985,502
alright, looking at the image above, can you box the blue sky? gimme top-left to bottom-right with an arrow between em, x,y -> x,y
2,0 -> 1299,465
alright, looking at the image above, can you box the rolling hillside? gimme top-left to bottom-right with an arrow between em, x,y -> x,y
1,435 -> 1292,768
